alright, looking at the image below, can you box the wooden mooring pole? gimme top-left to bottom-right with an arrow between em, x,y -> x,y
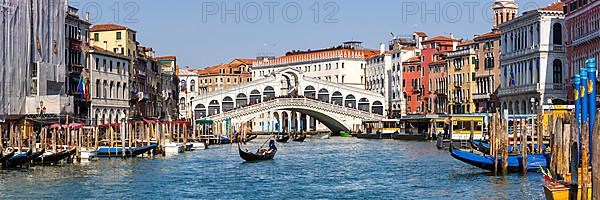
581,122 -> 590,200
502,116 -> 508,176
593,111 -> 599,200
520,119 -> 527,174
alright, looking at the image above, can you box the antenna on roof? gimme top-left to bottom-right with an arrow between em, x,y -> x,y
390,32 -> 396,39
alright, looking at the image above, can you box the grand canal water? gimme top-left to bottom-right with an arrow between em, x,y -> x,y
0,137 -> 544,199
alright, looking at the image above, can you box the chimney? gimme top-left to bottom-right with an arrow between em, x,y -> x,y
450,33 -> 455,39
85,12 -> 90,21
380,43 -> 385,55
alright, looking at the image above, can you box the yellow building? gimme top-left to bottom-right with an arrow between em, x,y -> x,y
447,41 -> 477,114
90,24 -> 138,62
194,59 -> 254,95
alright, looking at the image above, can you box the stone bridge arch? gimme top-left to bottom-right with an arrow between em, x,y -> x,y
208,98 -> 384,134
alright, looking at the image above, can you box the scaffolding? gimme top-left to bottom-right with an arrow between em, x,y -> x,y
1,0 -> 67,118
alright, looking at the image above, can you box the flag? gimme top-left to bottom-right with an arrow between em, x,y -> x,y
77,76 -> 85,100
510,67 -> 515,87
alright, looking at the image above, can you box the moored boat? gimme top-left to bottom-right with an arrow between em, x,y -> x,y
292,134 -> 306,142
238,140 -> 277,162
5,148 -> 45,168
33,148 -> 76,165
449,148 -> 549,172
276,134 -> 290,143
189,140 -> 208,150
0,149 -> 15,163
164,142 -> 184,154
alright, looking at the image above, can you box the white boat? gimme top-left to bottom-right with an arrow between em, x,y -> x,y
309,133 -> 330,139
164,142 -> 184,154
79,149 -> 97,162
189,141 -> 208,150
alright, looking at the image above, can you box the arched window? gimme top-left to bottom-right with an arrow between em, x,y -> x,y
208,100 -> 220,116
304,86 -> 316,98
123,83 -> 127,99
372,101 -> 384,115
263,86 -> 275,101
345,94 -> 356,109
553,23 -> 562,45
318,89 -> 329,102
180,80 -> 186,92
236,93 -> 248,107
250,90 -> 261,104
222,96 -> 234,112
358,98 -> 370,112
103,81 -> 107,99
96,80 -> 101,97
190,80 -> 196,92
331,91 -> 343,106
109,81 -> 114,98
180,97 -> 186,110
116,82 -> 121,99
553,59 -> 562,83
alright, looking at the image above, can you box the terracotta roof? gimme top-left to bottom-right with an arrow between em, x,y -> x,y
474,31 -> 501,40
422,36 -> 459,43
414,32 -> 427,37
90,23 -> 135,32
539,1 -> 563,11
231,58 -> 256,65
403,56 -> 421,63
429,59 -> 447,65
458,40 -> 475,46
89,45 -> 129,58
257,49 -> 380,66
156,56 -> 176,61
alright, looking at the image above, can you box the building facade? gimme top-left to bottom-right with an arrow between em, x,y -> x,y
499,2 -> 567,114
447,41 -> 478,114
156,56 -> 179,121
65,6 -> 92,122
89,46 -> 130,125
564,0 -> 600,104
252,42 -> 378,89
402,56 -> 425,114
473,31 -> 502,113
423,35 -> 457,114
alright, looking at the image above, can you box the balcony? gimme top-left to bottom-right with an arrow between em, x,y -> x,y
412,86 -> 422,93
552,45 -> 564,52
472,93 -> 491,100
498,83 -> 565,96
453,82 -> 463,88
68,64 -> 83,75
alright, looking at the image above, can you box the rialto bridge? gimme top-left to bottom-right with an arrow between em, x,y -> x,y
190,68 -> 386,134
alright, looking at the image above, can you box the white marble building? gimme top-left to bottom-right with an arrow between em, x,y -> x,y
250,42 -> 379,132
498,2 -> 567,114
89,46 -> 131,125
177,67 -> 199,120
365,46 -> 419,116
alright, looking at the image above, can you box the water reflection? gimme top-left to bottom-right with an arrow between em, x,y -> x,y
0,137 -> 544,199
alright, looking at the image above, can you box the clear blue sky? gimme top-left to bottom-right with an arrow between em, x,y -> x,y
70,0 -> 558,69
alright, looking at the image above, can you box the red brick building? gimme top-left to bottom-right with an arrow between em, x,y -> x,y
564,0 -> 600,104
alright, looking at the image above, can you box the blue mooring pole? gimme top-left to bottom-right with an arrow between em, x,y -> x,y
587,58 -> 597,159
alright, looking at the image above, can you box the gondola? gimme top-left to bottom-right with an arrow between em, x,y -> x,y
449,148 -> 550,172
0,149 -> 15,168
5,148 -> 45,168
238,140 -> 277,161
33,148 -> 77,165
471,140 -> 547,155
276,134 -> 290,143
292,134 -> 306,142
